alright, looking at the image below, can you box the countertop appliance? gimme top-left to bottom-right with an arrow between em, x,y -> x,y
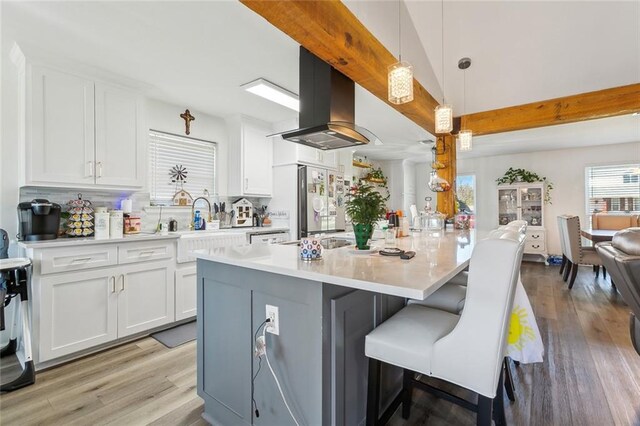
298,165 -> 345,238
232,198 -> 254,228
248,230 -> 290,245
276,47 -> 376,150
17,199 -> 61,241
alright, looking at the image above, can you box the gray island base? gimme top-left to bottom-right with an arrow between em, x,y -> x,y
195,231 -> 476,425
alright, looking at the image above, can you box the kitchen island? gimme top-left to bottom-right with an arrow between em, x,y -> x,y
194,229 -> 477,426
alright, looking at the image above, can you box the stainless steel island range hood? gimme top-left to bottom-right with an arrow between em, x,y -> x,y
278,47 -> 374,150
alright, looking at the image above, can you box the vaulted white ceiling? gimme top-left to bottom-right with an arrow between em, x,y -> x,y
2,1 -> 639,162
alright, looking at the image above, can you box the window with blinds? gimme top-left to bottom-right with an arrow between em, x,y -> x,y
585,164 -> 640,214
148,130 -> 216,204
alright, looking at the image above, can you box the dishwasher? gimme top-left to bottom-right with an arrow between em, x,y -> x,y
248,230 -> 291,245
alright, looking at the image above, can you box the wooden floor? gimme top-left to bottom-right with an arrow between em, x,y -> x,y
1,263 -> 639,425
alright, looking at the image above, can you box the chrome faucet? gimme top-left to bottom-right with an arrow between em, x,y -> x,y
191,197 -> 212,230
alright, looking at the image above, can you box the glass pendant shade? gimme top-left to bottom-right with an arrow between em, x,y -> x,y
458,130 -> 473,151
428,170 -> 451,192
388,61 -> 414,105
435,104 -> 453,133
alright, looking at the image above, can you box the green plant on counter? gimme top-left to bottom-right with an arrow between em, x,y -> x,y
346,183 -> 387,249
496,167 -> 554,204
346,183 -> 387,226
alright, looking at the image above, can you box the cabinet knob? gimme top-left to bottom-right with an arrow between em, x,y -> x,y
97,162 -> 103,178
88,161 -> 94,177
110,276 -> 116,293
119,274 -> 125,291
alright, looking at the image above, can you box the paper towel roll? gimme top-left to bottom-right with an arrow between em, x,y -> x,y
121,199 -> 133,214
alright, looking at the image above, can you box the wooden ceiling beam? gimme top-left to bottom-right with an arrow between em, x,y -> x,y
240,0 -> 441,135
460,83 -> 640,136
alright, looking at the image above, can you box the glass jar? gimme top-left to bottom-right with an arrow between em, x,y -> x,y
426,212 -> 445,230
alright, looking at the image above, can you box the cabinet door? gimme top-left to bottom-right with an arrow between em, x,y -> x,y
321,150 -> 338,169
175,266 -> 197,321
39,269 -> 118,362
117,261 -> 175,337
297,144 -> 322,165
95,82 -> 145,187
242,124 -> 272,196
29,66 -> 95,186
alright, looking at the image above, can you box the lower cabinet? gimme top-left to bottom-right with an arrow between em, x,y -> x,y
39,269 -> 118,362
117,262 -> 175,337
38,260 -> 175,362
175,266 -> 197,321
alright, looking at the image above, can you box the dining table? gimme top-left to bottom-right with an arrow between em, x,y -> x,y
581,228 -> 618,243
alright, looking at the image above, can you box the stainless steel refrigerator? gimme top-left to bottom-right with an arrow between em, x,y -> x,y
298,165 -> 346,238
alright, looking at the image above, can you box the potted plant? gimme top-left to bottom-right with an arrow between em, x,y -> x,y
346,183 -> 387,250
496,167 -> 554,204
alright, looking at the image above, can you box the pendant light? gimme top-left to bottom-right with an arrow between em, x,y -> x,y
457,57 -> 472,151
388,0 -> 414,104
435,0 -> 453,134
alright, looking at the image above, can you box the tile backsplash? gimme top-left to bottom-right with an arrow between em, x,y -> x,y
19,187 -> 272,233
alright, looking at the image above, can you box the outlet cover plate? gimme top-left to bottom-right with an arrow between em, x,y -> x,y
265,304 -> 279,335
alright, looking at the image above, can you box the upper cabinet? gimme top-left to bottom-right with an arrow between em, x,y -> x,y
227,116 -> 273,197
15,48 -> 146,189
94,82 -> 145,187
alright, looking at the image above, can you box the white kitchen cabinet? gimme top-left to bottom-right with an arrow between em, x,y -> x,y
39,268 -> 118,361
497,183 -> 548,263
16,56 -> 146,189
94,82 -> 145,187
30,240 -> 176,363
227,116 -> 273,197
117,261 -> 175,337
28,66 -> 96,186
175,266 -> 197,321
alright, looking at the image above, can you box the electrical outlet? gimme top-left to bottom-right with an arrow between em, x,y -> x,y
265,304 -> 279,335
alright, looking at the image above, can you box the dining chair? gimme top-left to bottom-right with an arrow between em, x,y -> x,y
591,213 -> 640,230
596,228 -> 640,355
562,215 -> 605,289
557,215 -> 573,280
365,235 -> 525,426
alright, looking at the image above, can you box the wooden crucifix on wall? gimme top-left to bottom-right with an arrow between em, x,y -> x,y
180,109 -> 195,135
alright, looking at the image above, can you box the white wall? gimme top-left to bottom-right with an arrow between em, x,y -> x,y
1,31 -> 22,241
458,141 -> 640,255
145,98 -> 229,197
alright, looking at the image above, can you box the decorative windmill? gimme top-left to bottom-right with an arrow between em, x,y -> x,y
170,165 -> 193,206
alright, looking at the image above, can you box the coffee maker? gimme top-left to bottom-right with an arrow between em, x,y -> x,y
17,199 -> 61,241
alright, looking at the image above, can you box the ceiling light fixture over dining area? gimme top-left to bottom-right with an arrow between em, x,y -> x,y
387,0 -> 414,105
434,0 -> 453,134
458,57 -> 473,151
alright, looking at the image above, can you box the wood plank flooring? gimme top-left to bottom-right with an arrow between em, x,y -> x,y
1,263 -> 639,425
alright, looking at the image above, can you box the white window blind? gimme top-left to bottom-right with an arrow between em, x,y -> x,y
585,164 -> 640,214
148,130 -> 216,204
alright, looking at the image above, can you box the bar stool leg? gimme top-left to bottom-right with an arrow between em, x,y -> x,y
477,395 -> 493,426
402,369 -> 413,419
366,359 -> 381,426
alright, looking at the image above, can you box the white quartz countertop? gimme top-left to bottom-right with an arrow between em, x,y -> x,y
194,229 -> 479,300
18,233 -> 180,249
18,226 -> 290,249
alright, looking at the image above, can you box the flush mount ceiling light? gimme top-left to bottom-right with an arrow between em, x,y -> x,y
457,57 -> 473,151
388,0 -> 414,105
241,78 -> 299,112
434,0 -> 452,134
